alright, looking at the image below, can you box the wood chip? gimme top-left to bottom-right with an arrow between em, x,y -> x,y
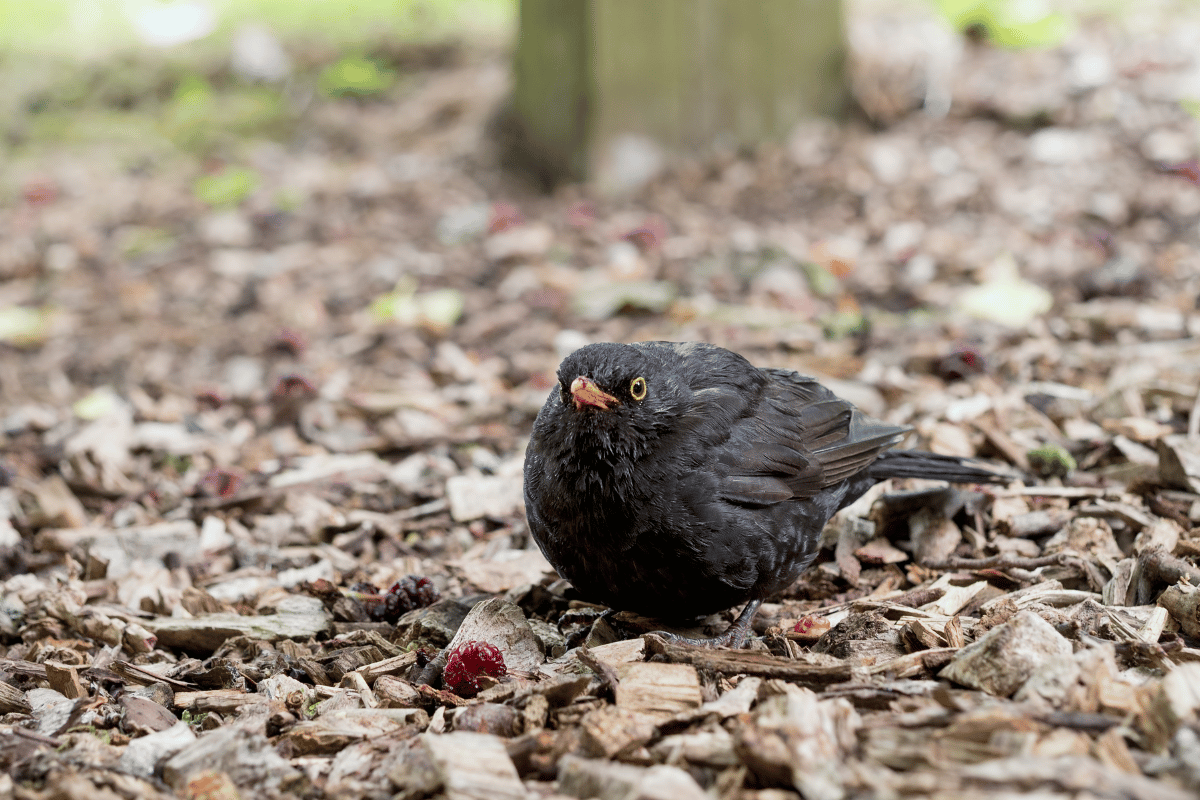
941,610 -> 1072,697
1159,434 -> 1200,493
1159,582 -> 1200,637
43,662 -> 86,699
557,754 -> 709,800
421,731 -> 528,800
149,610 -> 332,654
614,662 -> 702,718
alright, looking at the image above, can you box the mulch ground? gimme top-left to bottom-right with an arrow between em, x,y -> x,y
2,4 -> 1200,799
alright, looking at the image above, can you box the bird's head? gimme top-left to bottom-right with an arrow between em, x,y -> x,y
550,342 -> 688,459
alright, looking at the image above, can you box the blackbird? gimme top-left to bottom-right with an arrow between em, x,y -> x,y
523,341 -> 1005,647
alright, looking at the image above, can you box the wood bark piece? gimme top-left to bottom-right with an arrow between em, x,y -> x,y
109,659 -> 193,689
43,661 -> 86,699
1013,653 -> 1080,705
1141,663 -> 1200,752
999,509 -> 1071,538
421,730 -> 528,800
941,609 -> 1072,697
1160,582 -> 1200,637
644,636 -> 953,684
556,754 -> 709,800
0,681 -> 32,714
614,662 -> 701,718
1139,545 -> 1200,586
445,474 -> 525,522
1159,434 -> 1200,492
374,675 -> 424,708
958,754 -> 1194,800
161,725 -> 303,794
910,507 -> 962,567
1132,517 -> 1182,555
695,677 -> 762,719
734,687 -> 860,800
650,727 -> 738,767
149,610 -> 332,654
25,474 -> 89,529
1094,725 -> 1141,774
34,520 -> 200,578
920,579 -> 987,616
455,703 -> 520,737
645,635 -> 856,684
282,709 -> 429,756
119,694 -> 180,734
579,705 -> 659,759
117,721 -> 196,777
583,638 -> 646,672
173,689 -> 268,714
453,548 -> 555,594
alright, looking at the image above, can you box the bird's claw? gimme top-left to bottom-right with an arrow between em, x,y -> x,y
643,599 -> 762,650
644,627 -> 749,649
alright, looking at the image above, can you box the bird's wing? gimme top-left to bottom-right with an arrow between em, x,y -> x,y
713,369 -> 910,505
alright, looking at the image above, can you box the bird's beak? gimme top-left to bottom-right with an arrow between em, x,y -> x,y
570,376 -> 618,410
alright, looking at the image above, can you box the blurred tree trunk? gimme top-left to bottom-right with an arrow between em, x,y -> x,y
508,0 -> 848,191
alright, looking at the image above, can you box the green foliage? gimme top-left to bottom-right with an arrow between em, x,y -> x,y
0,0 -> 516,59
65,724 -> 112,745
116,226 -> 175,260
371,277 -> 465,330
182,709 -> 209,728
933,0 -> 1071,49
194,166 -> 259,207
1027,444 -> 1077,478
820,306 -> 867,340
319,56 -> 395,98
160,75 -> 290,154
800,262 -> 840,298
160,75 -> 215,150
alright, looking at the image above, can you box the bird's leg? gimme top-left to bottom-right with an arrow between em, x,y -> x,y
646,599 -> 762,649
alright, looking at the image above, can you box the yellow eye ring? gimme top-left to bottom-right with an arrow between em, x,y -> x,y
630,376 -> 647,401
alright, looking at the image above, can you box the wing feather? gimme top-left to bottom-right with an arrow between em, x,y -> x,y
714,369 -> 909,504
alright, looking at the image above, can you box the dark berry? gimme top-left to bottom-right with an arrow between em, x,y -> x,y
195,388 -> 225,410
361,575 -> 440,624
197,468 -> 243,499
270,374 -> 318,425
443,641 -> 506,697
270,328 -> 307,358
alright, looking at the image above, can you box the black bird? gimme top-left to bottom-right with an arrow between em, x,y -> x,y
523,341 -> 1005,647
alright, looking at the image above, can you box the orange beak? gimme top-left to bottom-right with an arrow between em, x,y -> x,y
570,376 -> 618,410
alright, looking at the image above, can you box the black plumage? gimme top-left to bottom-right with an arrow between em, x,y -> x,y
523,341 -> 1003,646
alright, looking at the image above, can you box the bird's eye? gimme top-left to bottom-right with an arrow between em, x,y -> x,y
629,376 -> 647,401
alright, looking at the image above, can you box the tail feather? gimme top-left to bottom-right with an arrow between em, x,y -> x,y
867,449 -> 1012,484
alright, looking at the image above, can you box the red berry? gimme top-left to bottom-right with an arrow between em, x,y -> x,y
443,641 -> 507,697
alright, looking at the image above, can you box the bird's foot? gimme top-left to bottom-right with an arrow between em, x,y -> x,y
645,599 -> 762,649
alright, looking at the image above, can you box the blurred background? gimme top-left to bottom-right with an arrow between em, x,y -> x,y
1,0 -> 1199,477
